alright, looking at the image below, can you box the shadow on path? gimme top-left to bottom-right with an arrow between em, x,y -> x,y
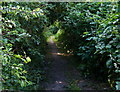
44,37 -> 69,90
43,37 -> 110,90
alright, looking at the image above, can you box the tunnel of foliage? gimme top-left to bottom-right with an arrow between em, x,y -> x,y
1,2 -> 120,91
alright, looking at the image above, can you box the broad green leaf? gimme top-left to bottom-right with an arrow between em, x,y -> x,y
26,57 -> 31,62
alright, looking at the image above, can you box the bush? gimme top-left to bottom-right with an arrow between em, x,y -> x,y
2,2 -> 48,90
53,2 -> 120,89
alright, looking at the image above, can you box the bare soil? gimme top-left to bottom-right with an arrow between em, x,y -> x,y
43,37 -> 110,90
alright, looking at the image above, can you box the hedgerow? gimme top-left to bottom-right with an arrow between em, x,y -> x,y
2,2 -> 48,90
53,2 -> 120,90
1,2 -> 120,90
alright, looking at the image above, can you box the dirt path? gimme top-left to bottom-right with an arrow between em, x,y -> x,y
43,37 -> 110,90
44,37 -> 68,90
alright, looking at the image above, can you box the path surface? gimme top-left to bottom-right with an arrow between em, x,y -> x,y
44,37 -> 68,90
43,37 -> 110,90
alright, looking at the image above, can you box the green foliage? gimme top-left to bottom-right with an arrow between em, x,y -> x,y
2,2 -> 48,90
53,2 -> 120,89
1,2 -> 120,90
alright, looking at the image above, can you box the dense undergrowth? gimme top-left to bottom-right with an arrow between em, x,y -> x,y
1,2 -> 120,90
2,2 -> 49,90
49,2 -> 120,90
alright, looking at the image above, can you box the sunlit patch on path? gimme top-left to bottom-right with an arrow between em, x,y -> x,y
43,36 -> 110,90
49,52 -> 73,56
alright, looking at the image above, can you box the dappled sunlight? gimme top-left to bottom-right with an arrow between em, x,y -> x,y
47,36 -> 55,44
56,81 -> 63,84
3,2 -> 115,91
50,52 -> 73,56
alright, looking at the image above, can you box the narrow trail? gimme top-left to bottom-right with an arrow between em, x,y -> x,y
44,37 -> 68,90
43,37 -> 110,90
